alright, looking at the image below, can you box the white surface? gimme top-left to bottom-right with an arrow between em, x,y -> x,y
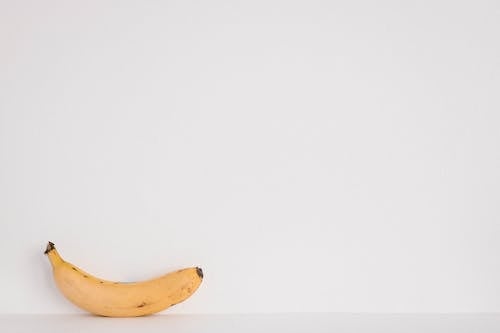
1,313 -> 500,333
1,0 -> 500,314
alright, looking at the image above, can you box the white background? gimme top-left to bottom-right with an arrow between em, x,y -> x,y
1,0 -> 499,315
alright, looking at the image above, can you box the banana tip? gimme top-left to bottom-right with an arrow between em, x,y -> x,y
196,267 -> 203,279
44,241 -> 55,255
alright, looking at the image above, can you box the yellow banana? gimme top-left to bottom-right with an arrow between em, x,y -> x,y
44,241 -> 203,317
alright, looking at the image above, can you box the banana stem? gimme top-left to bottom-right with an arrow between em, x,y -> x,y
44,241 -> 63,267
44,241 -> 56,254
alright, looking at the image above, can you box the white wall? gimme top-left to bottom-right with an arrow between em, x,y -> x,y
1,0 -> 499,314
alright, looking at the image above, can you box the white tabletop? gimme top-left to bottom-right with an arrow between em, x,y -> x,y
1,313 -> 499,333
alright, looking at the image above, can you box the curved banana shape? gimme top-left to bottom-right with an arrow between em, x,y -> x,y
44,242 -> 203,317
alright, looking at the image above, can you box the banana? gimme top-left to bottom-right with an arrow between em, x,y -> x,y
44,241 -> 203,317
